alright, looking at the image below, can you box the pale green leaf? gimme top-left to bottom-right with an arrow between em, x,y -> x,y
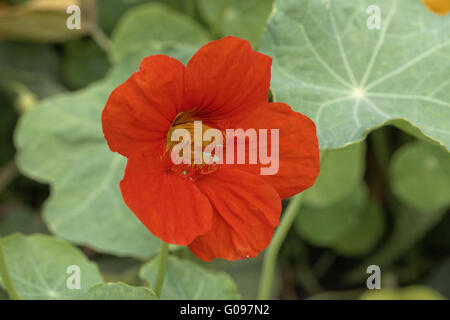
334,200 -> 385,257
296,184 -> 367,247
87,282 -> 156,300
140,256 -> 240,300
0,233 -> 103,300
259,0 -> 450,149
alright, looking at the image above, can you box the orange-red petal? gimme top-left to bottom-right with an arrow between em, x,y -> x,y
188,167 -> 281,261
120,153 -> 213,245
232,102 -> 320,199
102,55 -> 185,158
184,36 -> 272,125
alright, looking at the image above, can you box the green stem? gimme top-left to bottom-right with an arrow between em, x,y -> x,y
257,193 -> 304,300
154,241 -> 170,298
0,233 -> 21,300
84,0 -> 112,55
89,24 -> 112,55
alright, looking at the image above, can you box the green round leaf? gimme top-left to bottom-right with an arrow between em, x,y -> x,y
0,233 -> 103,300
390,141 -> 450,211
259,0 -> 450,149
334,200 -> 385,257
296,184 -> 367,247
305,143 -> 366,207
87,282 -> 156,300
140,256 -> 240,300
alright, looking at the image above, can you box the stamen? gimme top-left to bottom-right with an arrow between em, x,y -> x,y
166,112 -> 222,181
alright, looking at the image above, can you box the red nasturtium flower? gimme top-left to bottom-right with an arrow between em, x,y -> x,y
102,36 -> 320,261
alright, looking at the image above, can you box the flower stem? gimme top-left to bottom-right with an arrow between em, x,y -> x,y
0,233 -> 21,300
154,241 -> 170,298
89,24 -> 112,55
257,193 -> 304,300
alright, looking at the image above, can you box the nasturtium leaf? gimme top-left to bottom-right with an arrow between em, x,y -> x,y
0,41 -> 64,98
359,285 -> 445,300
140,256 -> 240,300
390,141 -> 450,211
295,184 -> 367,247
0,233 -> 103,300
86,282 -> 156,300
334,200 -> 385,257
15,8 -> 202,259
62,38 -> 110,90
259,0 -> 450,149
112,2 -> 210,62
305,143 -> 366,207
197,0 -> 273,47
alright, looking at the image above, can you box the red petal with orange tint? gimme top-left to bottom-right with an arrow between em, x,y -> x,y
188,167 -> 281,261
120,153 -> 213,245
232,102 -> 320,199
184,36 -> 272,125
102,55 -> 185,158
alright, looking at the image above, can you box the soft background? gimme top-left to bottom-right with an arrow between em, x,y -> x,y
0,0 -> 449,300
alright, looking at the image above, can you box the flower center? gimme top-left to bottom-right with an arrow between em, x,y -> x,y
165,112 -> 221,181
